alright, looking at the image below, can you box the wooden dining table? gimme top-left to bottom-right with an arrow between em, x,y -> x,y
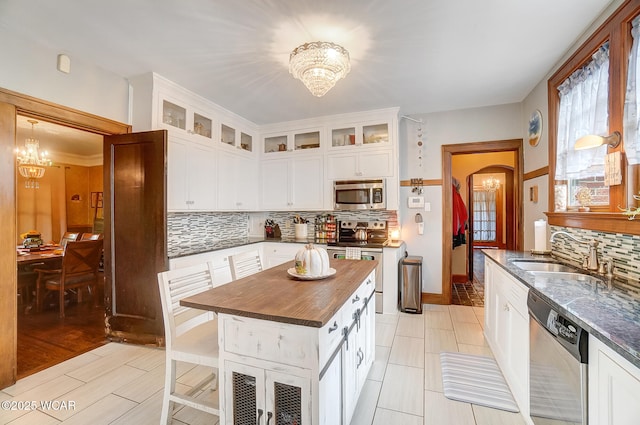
17,245 -> 64,265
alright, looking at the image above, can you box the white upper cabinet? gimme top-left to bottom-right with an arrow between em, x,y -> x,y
260,156 -> 324,211
327,150 -> 394,179
219,121 -> 256,154
217,150 -> 259,211
167,137 -> 217,211
329,121 -> 390,150
262,127 -> 323,156
158,93 -> 215,146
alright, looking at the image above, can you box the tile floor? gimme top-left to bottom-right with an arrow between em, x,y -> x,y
0,305 -> 526,425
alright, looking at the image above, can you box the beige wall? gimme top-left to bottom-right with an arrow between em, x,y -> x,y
17,164 -> 103,244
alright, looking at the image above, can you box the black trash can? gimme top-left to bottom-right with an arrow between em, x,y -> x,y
398,255 -> 423,314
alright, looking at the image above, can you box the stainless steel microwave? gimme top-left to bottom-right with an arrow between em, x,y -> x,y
334,179 -> 386,210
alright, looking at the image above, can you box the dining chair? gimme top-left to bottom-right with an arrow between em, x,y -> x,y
80,232 -> 103,241
229,249 -> 263,280
59,231 -> 81,248
35,239 -> 103,318
157,262 -> 220,424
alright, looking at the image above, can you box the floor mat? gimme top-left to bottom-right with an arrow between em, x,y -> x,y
440,352 -> 519,412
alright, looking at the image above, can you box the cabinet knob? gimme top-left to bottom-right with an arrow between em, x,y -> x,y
352,295 -> 360,303
328,321 -> 338,333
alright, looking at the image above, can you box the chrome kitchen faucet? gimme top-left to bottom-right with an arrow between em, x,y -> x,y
549,231 -> 600,271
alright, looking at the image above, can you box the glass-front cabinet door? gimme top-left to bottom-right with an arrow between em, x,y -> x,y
221,123 -> 236,148
294,131 -> 320,152
331,126 -> 356,147
363,123 -> 389,145
240,132 -> 253,152
264,134 -> 289,154
161,100 -> 186,131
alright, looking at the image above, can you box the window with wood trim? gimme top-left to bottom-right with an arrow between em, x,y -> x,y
548,0 -> 640,233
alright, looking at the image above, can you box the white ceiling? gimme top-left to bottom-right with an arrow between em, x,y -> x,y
1,0 -> 614,127
16,115 -> 103,162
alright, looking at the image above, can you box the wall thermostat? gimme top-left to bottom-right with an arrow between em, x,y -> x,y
408,196 -> 425,209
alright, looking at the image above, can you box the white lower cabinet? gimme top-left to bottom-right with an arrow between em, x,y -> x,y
589,335 -> 640,425
484,258 -> 529,418
262,242 -> 300,269
225,361 -> 311,425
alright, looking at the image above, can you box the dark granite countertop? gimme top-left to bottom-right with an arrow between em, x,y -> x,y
483,249 -> 640,369
169,237 -> 406,259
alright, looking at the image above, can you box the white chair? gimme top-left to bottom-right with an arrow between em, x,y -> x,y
229,249 -> 263,280
157,262 -> 220,424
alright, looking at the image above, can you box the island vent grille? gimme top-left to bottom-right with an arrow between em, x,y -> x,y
274,382 -> 302,425
232,372 -> 257,424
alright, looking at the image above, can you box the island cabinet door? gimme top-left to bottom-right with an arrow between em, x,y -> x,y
225,361 -> 311,425
225,362 -> 266,425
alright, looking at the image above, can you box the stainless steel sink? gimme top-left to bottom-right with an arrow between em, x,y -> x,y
511,261 -> 576,273
527,271 -> 604,286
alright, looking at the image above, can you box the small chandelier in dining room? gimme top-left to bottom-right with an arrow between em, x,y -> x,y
289,41 -> 351,97
15,119 -> 51,189
482,176 -> 501,192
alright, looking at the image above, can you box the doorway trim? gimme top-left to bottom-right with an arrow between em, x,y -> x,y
439,139 -> 523,305
0,87 -> 130,389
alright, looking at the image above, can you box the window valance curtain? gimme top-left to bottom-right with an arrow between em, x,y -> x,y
555,43 -> 609,180
624,16 -> 640,165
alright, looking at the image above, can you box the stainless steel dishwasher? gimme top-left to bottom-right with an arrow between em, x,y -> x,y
528,291 -> 588,425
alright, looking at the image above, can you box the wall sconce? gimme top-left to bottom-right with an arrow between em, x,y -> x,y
574,131 -> 621,150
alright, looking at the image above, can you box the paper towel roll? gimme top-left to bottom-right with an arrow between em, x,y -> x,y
534,219 -> 547,252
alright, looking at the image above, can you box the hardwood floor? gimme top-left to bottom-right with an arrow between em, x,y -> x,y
451,249 -> 485,307
2,305 -> 527,425
17,285 -> 107,379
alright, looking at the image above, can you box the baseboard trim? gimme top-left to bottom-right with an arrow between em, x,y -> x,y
422,292 -> 449,305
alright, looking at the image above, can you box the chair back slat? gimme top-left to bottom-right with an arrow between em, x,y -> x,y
80,233 -> 103,241
60,232 -> 81,248
158,262 -> 216,345
229,250 -> 263,280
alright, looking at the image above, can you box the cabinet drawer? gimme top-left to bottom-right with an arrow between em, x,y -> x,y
222,315 -> 314,368
495,267 -> 528,316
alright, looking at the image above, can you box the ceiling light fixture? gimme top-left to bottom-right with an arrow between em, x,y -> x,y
482,176 -> 500,192
15,119 -> 51,189
289,41 -> 351,97
574,131 -> 621,150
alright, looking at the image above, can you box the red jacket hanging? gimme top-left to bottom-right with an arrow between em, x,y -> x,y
452,184 -> 468,247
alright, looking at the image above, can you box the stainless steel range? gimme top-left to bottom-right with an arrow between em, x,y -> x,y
327,221 -> 388,313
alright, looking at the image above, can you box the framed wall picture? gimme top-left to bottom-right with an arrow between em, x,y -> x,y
91,191 -> 103,208
528,109 -> 543,147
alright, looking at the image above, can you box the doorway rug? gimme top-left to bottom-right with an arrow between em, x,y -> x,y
440,352 -> 519,412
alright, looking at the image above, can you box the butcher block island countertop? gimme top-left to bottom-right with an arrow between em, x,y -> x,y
180,258 -> 378,328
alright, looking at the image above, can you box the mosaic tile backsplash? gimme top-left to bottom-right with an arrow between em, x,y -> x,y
550,225 -> 640,282
167,210 -> 398,257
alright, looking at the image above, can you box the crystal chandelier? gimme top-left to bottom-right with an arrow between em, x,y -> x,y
482,176 -> 500,192
15,119 -> 51,189
289,41 -> 351,97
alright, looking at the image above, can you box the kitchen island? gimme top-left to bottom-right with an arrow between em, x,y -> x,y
181,259 -> 377,425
